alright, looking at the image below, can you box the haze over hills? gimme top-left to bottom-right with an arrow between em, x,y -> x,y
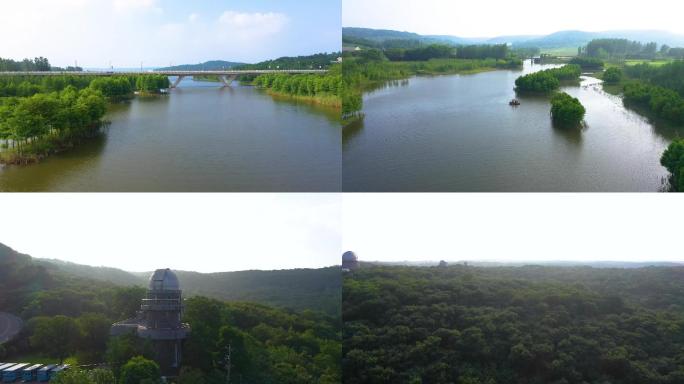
363,260 -> 684,268
0,243 -> 341,316
343,27 -> 684,50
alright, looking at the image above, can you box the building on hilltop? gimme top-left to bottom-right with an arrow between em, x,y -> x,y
110,269 -> 190,377
342,251 -> 360,272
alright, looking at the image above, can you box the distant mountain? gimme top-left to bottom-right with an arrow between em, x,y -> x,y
343,27 -> 684,50
0,243 -> 340,316
156,60 -> 246,71
39,258 -> 340,315
367,259 -> 684,269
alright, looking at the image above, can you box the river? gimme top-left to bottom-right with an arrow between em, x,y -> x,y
0,78 -> 341,192
343,62 -> 682,191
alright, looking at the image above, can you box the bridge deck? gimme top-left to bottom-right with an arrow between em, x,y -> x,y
0,70 -> 328,77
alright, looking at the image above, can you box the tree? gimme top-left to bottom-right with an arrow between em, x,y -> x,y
51,370 -> 94,384
119,356 -> 161,384
550,92 -> 586,127
77,313 -> 111,362
660,139 -> 684,191
30,315 -> 80,363
603,67 -> 622,84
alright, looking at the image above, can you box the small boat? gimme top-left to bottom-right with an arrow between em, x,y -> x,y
509,99 -> 521,106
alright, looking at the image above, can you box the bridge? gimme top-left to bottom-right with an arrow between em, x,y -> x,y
0,69 -> 329,88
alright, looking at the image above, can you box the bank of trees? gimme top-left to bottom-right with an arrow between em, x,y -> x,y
0,86 -> 107,163
623,83 -> 684,125
253,65 -> 342,108
344,265 -> 684,384
583,39 -> 659,59
515,64 -> 581,93
551,92 -> 586,127
0,56 -> 51,72
383,44 -> 510,62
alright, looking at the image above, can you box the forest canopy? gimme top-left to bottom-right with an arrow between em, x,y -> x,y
343,264 -> 684,384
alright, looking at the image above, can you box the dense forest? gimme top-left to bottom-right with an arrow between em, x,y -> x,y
550,92 -> 586,127
0,56 -> 51,72
38,255 -> 342,317
0,244 -> 341,384
343,264 -> 684,384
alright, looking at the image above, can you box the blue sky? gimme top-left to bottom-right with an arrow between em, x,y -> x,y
0,0 -> 340,68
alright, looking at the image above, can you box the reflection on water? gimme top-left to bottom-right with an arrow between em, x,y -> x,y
343,62 -> 684,192
0,78 -> 341,192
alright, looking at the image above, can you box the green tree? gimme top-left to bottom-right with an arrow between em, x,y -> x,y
661,139 -> 684,191
51,370 -> 94,384
30,315 -> 80,363
603,67 -> 622,84
550,92 -> 586,127
119,356 -> 161,384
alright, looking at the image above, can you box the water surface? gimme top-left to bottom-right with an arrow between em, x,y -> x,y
0,78 -> 341,192
343,62 -> 680,191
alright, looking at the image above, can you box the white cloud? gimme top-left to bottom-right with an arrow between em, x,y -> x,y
218,11 -> 289,38
113,0 -> 161,13
188,13 -> 199,23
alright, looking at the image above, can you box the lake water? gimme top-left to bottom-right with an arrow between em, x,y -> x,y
0,78 -> 341,192
343,62 -> 681,192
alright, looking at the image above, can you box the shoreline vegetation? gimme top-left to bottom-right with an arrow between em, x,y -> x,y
0,71 -> 170,165
252,64 -> 343,110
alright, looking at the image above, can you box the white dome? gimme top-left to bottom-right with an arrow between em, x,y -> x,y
148,268 -> 180,291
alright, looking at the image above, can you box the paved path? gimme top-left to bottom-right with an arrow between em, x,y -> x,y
0,312 -> 23,344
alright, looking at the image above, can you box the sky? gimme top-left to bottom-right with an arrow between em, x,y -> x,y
0,194 -> 341,273
343,0 -> 684,37
0,0 -> 340,68
343,194 -> 684,264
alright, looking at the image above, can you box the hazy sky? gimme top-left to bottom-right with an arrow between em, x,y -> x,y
343,0 -> 684,37
0,194 -> 341,273
0,0 -> 340,68
343,194 -> 684,264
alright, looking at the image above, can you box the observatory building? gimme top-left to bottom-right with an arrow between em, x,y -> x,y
342,251 -> 360,271
110,269 -> 190,376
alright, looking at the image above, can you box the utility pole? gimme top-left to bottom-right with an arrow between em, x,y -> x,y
223,344 -> 231,384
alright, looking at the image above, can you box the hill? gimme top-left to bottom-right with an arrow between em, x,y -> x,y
27,247 -> 341,316
343,27 -> 684,51
155,60 -> 246,71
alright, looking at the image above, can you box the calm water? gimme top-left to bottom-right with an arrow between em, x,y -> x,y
0,78 -> 341,192
343,62 -> 682,192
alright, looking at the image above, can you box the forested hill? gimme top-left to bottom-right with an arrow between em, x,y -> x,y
24,247 -> 341,316
155,60 -> 246,71
344,264 -> 684,383
343,27 -> 684,50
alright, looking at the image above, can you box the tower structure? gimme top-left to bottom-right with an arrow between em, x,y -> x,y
111,269 -> 190,376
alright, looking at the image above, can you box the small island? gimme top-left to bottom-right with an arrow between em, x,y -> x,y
550,92 -> 586,127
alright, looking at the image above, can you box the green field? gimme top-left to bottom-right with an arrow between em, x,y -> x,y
624,59 -> 674,66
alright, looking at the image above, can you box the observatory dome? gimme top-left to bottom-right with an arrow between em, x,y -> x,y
342,251 -> 358,262
148,268 -> 180,291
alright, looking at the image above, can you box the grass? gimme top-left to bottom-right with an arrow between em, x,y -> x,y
624,59 -> 673,67
540,47 -> 579,57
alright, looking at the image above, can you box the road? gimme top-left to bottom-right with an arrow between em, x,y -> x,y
0,312 -> 23,344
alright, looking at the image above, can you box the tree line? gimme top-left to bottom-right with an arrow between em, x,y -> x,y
383,44 -> 510,62
344,264 -> 684,384
0,56 -> 51,72
252,64 -> 343,108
